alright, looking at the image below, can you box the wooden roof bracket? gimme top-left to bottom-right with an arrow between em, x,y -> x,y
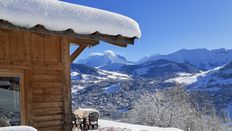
70,39 -> 99,63
71,45 -> 87,63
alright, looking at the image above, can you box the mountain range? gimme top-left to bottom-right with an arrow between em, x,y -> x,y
139,48 -> 232,70
76,48 -> 232,78
72,48 -> 232,120
78,48 -> 232,70
118,59 -> 199,78
78,50 -> 131,67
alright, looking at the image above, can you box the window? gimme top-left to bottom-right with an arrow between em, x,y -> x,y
0,77 -> 21,126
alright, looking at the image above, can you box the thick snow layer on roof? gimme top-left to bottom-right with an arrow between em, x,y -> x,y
0,0 -> 141,38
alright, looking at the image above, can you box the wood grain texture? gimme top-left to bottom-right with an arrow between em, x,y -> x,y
71,45 -> 86,62
0,20 -> 136,47
0,28 -> 80,131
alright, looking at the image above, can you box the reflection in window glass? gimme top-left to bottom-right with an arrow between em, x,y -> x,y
0,77 -> 20,126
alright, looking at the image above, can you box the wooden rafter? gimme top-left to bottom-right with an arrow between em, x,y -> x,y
70,45 -> 87,63
68,37 -> 99,47
0,20 -> 136,47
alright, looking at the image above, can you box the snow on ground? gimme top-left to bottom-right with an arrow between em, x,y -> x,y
0,0 -> 141,38
166,72 -> 207,85
0,126 -> 37,131
71,72 -> 80,77
104,84 -> 121,94
98,119 -> 183,131
99,70 -> 130,80
71,69 -> 130,91
79,70 -> 130,82
166,66 -> 223,85
72,85 -> 86,93
72,69 -> 130,82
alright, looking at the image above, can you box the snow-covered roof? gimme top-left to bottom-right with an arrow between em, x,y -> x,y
0,0 -> 141,39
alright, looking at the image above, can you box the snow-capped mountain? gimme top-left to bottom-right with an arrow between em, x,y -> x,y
78,50 -> 131,67
119,59 -> 199,78
139,48 -> 232,70
71,63 -> 130,82
77,50 -> 202,78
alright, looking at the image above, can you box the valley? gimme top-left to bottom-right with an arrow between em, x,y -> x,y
71,48 -> 232,130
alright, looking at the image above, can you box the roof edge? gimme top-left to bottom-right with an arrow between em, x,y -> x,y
0,20 -> 137,47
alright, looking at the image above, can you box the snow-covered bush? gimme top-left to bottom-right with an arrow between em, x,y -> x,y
125,87 -> 229,131
99,127 -> 132,131
0,118 -> 10,127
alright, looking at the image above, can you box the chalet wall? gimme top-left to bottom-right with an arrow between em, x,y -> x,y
0,29 -> 72,131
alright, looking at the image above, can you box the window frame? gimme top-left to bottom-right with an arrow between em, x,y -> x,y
0,70 -> 26,125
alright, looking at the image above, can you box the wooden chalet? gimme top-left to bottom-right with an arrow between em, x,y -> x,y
0,0 -> 141,131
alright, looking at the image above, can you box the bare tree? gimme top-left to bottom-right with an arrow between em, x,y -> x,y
125,87 -> 229,131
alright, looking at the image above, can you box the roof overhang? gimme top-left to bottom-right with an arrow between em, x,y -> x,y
0,0 -> 141,47
0,20 -> 136,47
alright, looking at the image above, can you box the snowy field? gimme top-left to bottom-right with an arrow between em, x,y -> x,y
98,119 -> 183,131
165,66 -> 223,85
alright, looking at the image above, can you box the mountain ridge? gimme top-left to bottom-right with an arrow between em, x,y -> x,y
77,48 -> 232,71
77,50 -> 132,68
138,48 -> 232,70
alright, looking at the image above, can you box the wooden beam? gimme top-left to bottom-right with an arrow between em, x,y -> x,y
0,20 -> 136,47
108,42 -> 128,47
61,37 -> 73,131
68,37 -> 99,47
70,45 -> 86,62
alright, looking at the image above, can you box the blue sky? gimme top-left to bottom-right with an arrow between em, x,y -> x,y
63,0 -> 232,62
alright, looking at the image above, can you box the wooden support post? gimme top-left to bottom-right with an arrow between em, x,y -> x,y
70,45 -> 87,63
61,37 -> 72,131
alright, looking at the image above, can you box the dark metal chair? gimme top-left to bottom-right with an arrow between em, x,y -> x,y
72,109 -> 100,131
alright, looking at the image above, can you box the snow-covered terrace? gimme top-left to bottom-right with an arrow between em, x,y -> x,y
0,0 -> 141,47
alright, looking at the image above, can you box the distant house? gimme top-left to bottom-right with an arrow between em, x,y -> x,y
0,0 -> 141,131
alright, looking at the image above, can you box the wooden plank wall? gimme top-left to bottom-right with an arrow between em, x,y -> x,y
0,29 -> 72,131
